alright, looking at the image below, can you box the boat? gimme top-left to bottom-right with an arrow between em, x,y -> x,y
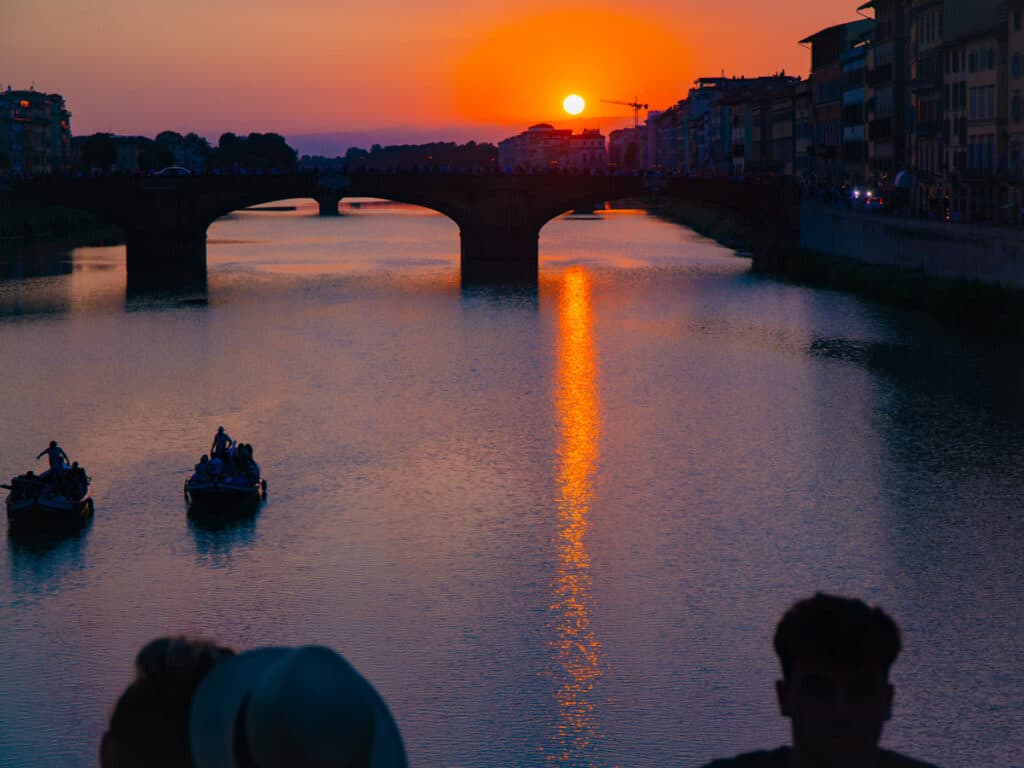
184,442 -> 266,515
5,466 -> 94,531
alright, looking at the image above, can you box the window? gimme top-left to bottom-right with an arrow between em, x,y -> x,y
1017,9 -> 1022,31
1013,90 -> 1022,122
969,50 -> 977,72
1014,54 -> 1023,79
952,49 -> 960,73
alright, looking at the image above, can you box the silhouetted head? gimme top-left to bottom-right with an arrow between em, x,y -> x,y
72,462 -> 79,469
49,440 -> 57,448
774,593 -> 900,768
217,427 -> 224,434
100,636 -> 235,768
189,645 -> 407,768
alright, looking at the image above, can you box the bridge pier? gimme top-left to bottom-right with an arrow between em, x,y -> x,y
459,224 -> 539,283
315,193 -> 342,216
124,226 -> 208,287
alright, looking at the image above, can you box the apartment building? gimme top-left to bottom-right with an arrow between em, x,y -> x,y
1006,0 -> 1024,218
912,0 -> 946,214
942,0 -> 1006,221
801,20 -> 874,186
0,87 -> 72,174
498,124 -> 607,172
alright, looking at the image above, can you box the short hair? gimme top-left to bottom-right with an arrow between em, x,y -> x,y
104,637 -> 234,768
773,593 -> 901,680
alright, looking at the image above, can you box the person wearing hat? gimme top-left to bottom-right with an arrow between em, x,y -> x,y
100,636 -> 236,768
189,644 -> 407,768
101,638 -> 405,768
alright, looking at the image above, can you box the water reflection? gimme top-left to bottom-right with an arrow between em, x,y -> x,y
7,521 -> 91,595
125,267 -> 208,308
187,504 -> 260,567
460,282 -> 539,310
549,267 -> 603,764
0,245 -> 74,281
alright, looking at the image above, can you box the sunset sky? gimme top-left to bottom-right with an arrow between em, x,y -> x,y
3,0 -> 861,151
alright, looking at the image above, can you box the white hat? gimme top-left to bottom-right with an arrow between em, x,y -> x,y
189,646 -> 407,768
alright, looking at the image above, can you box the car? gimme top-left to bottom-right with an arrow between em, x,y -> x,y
153,166 -> 192,176
864,195 -> 886,210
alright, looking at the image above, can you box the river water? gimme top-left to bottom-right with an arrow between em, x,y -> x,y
0,200 -> 1021,768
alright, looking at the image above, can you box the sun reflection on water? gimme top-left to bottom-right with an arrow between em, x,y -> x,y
549,267 -> 603,765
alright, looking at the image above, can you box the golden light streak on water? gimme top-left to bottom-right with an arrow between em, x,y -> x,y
549,267 -> 603,765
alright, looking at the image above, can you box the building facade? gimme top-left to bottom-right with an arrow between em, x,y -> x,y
498,124 -> 607,172
0,87 -> 72,175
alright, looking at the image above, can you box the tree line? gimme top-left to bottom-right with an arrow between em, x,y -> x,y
74,131 -> 298,173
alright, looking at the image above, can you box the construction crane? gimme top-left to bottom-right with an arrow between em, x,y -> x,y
601,98 -> 649,128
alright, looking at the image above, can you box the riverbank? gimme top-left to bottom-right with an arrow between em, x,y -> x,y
647,195 -> 1024,339
643,197 -> 756,254
0,204 -> 123,248
758,246 -> 1024,336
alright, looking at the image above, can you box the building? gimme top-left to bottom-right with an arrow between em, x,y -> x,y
911,0 -> 946,215
497,124 -> 607,172
1008,0 -> 1024,220
0,87 -> 72,175
943,0 -> 1006,222
860,0 -> 910,187
608,126 -> 646,171
724,74 -> 801,178
794,79 -> 813,178
800,19 -> 874,187
841,35 -> 870,184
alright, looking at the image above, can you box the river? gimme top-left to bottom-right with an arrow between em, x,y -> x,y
0,200 -> 1021,767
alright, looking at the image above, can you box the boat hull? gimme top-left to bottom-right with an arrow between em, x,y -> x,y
6,493 -> 94,532
185,477 -> 265,517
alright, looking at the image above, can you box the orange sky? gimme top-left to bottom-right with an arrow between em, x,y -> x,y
2,0 -> 863,146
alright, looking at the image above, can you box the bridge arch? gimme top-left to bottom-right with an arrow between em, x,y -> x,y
13,173 -> 798,284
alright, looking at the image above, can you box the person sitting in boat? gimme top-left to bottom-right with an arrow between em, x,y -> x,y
37,440 -> 70,489
210,427 -> 232,461
209,455 -> 224,480
68,461 -> 89,498
193,455 -> 212,481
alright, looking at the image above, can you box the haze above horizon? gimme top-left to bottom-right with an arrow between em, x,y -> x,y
3,0 -> 857,148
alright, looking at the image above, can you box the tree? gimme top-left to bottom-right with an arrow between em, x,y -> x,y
79,133 -> 117,171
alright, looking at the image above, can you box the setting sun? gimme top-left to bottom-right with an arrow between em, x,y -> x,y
563,94 -> 585,115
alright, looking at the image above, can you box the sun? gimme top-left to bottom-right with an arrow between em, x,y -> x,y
563,94 -> 585,115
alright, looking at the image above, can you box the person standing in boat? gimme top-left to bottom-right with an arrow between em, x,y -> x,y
210,427 -> 232,461
36,440 -> 70,488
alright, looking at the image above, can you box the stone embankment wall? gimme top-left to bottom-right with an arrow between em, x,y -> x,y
800,201 -> 1024,289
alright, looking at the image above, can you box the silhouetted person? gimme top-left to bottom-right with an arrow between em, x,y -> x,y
37,440 -> 69,473
101,636 -> 406,768
210,427 -> 232,461
37,440 -> 69,489
69,461 -> 88,498
189,643 -> 407,768
100,636 -> 235,768
697,593 -> 939,768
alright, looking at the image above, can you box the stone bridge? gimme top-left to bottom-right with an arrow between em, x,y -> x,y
14,173 -> 799,283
